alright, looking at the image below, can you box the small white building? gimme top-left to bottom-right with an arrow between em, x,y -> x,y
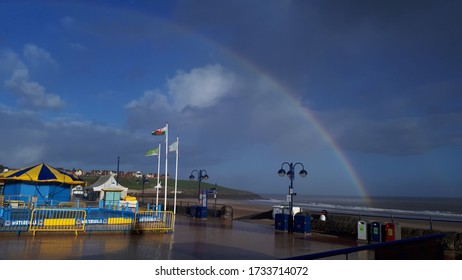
89,175 -> 128,200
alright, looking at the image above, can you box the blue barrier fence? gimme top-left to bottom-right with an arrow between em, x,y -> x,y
0,208 -> 31,234
85,208 -> 134,233
0,205 -> 173,234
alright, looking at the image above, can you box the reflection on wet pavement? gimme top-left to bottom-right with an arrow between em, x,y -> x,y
0,215 -> 372,260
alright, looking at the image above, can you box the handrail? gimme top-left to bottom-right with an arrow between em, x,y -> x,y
284,233 -> 446,260
352,212 -> 462,224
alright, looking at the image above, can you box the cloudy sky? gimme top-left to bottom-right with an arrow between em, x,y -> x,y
1,0 -> 461,198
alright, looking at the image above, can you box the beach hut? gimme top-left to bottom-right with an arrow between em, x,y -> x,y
89,175 -> 128,203
0,163 -> 85,205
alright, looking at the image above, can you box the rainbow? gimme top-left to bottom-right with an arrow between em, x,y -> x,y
201,41 -> 371,203
258,72 -> 369,202
55,2 -> 370,203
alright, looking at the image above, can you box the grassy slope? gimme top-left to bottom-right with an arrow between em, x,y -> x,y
81,176 -> 261,199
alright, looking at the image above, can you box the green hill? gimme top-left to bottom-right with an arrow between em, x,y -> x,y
81,176 -> 261,199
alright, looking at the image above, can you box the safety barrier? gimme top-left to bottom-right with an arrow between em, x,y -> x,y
284,233 -> 446,260
84,208 -> 134,233
0,208 -> 31,234
1,207 -> 174,235
134,211 -> 174,232
1,194 -> 32,208
59,201 -> 87,208
29,208 -> 86,236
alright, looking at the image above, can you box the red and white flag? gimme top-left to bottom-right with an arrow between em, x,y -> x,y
151,126 -> 167,136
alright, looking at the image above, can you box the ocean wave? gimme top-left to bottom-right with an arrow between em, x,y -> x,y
251,197 -> 462,220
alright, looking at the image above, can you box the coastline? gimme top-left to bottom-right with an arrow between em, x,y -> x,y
173,197 -> 462,232
177,197 -> 462,259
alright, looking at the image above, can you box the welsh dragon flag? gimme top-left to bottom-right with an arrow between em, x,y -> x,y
152,126 -> 167,136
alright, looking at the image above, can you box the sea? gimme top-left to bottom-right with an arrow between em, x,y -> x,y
253,194 -> 462,222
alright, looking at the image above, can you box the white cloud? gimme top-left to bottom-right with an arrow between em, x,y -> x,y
167,64 -> 236,110
125,89 -> 169,111
23,44 -> 57,67
5,67 -> 63,109
126,64 -> 237,112
0,49 -> 25,75
1,46 -> 64,110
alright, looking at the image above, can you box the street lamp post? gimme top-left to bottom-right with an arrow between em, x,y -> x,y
210,187 -> 218,217
278,162 -> 308,233
189,169 -> 209,204
137,175 -> 149,202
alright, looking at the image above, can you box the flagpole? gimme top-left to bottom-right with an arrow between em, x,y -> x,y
173,136 -> 179,216
164,122 -> 168,211
156,141 -> 161,208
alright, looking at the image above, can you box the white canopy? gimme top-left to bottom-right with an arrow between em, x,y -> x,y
90,175 -> 128,200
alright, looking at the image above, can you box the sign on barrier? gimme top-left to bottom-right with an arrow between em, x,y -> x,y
29,208 -> 86,235
84,209 -> 134,232
135,211 -> 174,231
0,208 -> 31,233
2,207 -> 175,235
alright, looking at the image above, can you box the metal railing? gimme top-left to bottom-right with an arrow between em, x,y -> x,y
305,208 -> 462,232
29,208 -> 87,236
284,233 -> 446,260
1,205 -> 174,235
0,207 -> 32,234
84,208 -> 134,233
134,211 -> 174,232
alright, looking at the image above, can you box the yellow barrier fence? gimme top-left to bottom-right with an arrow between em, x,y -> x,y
134,211 -> 174,232
29,208 -> 86,236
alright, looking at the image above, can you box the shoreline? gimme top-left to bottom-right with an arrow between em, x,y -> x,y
172,197 -> 462,233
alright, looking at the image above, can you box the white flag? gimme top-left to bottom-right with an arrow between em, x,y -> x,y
169,141 -> 178,152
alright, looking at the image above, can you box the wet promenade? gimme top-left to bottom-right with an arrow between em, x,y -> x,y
0,215 -> 372,260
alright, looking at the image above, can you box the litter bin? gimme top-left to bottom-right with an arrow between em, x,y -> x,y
275,213 -> 289,231
370,221 -> 385,242
385,223 -> 401,241
357,220 -> 370,242
194,206 -> 207,219
294,213 -> 311,234
190,206 -> 197,217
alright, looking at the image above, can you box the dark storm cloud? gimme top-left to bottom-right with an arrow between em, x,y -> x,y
174,0 -> 462,95
171,0 -> 462,156
318,108 -> 462,156
0,106 -> 151,171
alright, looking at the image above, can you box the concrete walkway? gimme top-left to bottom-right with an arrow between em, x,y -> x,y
0,215 -> 372,260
